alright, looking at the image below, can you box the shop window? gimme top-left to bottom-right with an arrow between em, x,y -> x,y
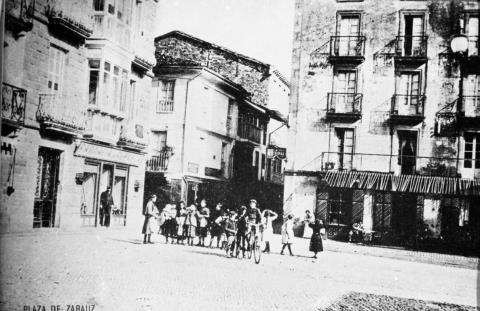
328,189 -> 352,226
373,193 -> 392,231
112,166 -> 128,215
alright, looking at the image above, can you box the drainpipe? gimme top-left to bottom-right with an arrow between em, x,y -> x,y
180,73 -> 201,202
0,0 -> 4,181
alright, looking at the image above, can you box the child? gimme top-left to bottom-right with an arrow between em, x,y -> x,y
280,214 -> 294,256
185,204 -> 198,246
225,211 -> 238,258
197,199 -> 210,247
262,209 -> 278,253
175,201 -> 187,244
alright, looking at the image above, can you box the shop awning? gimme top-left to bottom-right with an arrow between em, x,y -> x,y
324,171 -> 480,196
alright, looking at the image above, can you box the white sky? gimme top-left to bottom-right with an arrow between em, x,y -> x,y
154,0 -> 295,78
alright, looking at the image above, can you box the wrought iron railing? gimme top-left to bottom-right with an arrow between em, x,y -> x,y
391,94 -> 425,116
461,95 -> 480,117
37,94 -> 86,131
157,99 -> 174,113
237,121 -> 261,143
118,123 -> 147,149
146,152 -> 170,172
330,36 -> 366,58
2,82 -> 27,125
327,93 -> 362,114
395,35 -> 428,58
321,152 -> 460,177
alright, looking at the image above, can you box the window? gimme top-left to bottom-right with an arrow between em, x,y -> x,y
103,62 -> 111,108
398,130 -> 417,174
152,131 -> 167,152
88,60 -> 100,106
462,13 -> 479,56
129,80 -> 136,119
226,99 -> 234,133
334,13 -> 361,56
464,133 -> 480,169
93,0 -> 104,11
463,74 -> 480,117
333,70 -> 358,113
401,14 -> 425,56
47,46 -> 66,94
373,193 -> 391,231
157,80 -> 175,112
335,128 -> 354,170
328,190 -> 352,226
119,70 -> 128,113
395,71 -> 422,114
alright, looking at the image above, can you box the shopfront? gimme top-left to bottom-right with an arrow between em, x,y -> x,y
75,142 -> 144,227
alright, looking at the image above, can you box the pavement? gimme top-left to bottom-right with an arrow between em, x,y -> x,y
0,228 -> 479,311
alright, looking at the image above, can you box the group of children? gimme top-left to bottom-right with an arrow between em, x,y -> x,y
142,195 -> 323,259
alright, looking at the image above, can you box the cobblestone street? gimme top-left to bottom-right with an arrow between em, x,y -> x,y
1,229 -> 478,311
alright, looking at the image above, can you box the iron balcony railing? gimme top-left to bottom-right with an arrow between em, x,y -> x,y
2,82 -> 27,126
321,152 -> 460,177
330,36 -> 366,58
118,123 -> 147,150
395,35 -> 428,58
391,94 -> 425,117
37,94 -> 86,132
327,93 -> 362,115
237,121 -> 261,144
157,99 -> 174,113
460,95 -> 480,118
146,151 -> 170,172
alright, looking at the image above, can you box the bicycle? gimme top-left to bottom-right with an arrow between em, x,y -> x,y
246,223 -> 262,264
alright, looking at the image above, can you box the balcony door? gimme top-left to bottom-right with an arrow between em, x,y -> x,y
463,74 -> 480,117
403,15 -> 424,56
334,70 -> 357,113
47,46 -> 66,95
336,15 -> 360,56
398,130 -> 417,175
466,15 -> 478,56
335,128 -> 354,170
395,71 -> 421,114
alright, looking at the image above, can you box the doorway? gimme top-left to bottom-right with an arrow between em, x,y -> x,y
33,147 -> 61,228
398,130 -> 417,175
403,15 -> 424,56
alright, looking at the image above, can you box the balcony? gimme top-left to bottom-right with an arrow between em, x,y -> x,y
91,13 -> 131,49
37,94 -> 86,136
321,152 -> 459,177
47,6 -> 93,41
156,99 -> 174,113
118,124 -> 147,151
146,151 -> 170,172
326,93 -> 362,122
459,95 -> 480,128
389,94 -> 425,125
2,82 -> 27,135
5,0 -> 34,35
132,55 -> 154,73
329,36 -> 366,63
237,122 -> 261,144
395,36 -> 428,63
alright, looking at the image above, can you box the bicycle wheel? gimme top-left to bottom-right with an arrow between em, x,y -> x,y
246,235 -> 252,259
253,237 -> 261,264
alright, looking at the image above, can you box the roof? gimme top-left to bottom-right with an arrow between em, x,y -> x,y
155,30 -> 270,72
271,69 -> 291,89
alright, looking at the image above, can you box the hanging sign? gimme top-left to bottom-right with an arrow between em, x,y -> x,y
267,147 -> 286,159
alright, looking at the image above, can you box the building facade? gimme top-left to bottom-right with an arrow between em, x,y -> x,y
146,31 -> 288,209
1,0 -> 158,232
285,0 -> 479,254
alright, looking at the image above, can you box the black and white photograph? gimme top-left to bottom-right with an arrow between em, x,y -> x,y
0,0 -> 479,310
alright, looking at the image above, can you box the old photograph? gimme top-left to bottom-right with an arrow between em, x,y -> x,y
0,0 -> 479,310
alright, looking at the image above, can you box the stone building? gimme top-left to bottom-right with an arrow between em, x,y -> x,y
146,31 -> 288,209
285,0 -> 479,254
1,0 -> 158,232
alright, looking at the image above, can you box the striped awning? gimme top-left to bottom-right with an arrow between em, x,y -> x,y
324,171 -> 480,196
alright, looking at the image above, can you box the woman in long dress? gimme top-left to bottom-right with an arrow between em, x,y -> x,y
303,210 -> 315,238
309,219 -> 324,258
262,209 -> 278,253
142,195 -> 159,244
280,214 -> 294,256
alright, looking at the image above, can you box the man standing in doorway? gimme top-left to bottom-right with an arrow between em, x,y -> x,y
100,186 -> 114,227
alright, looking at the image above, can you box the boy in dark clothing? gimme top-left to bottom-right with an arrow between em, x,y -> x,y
236,206 -> 248,258
225,211 -> 238,258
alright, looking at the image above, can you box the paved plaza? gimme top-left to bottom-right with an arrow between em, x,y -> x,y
0,229 -> 478,311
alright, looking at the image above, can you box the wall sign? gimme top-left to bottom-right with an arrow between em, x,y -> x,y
267,147 -> 286,159
74,142 -> 143,166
